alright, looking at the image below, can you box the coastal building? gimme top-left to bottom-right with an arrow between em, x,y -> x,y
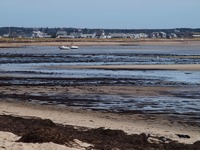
70,32 -> 87,38
3,28 -> 28,38
3,34 -> 9,38
96,30 -> 105,38
110,33 -> 126,38
31,31 -> 46,38
56,30 -> 74,38
106,35 -> 112,39
134,33 -> 148,38
166,33 -> 177,39
8,32 -> 18,38
42,33 -> 51,38
56,31 -> 64,38
99,35 -> 107,39
149,32 -> 167,38
149,32 -> 160,38
124,33 -> 135,38
159,32 -> 167,38
5,30 -> 27,38
176,32 -> 193,38
170,33 -> 177,38
192,33 -> 200,38
84,33 -> 96,38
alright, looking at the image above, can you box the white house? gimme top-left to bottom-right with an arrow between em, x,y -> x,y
31,31 -> 44,38
159,32 -> 167,38
70,32 -> 86,38
83,33 -> 96,38
56,31 -> 73,38
3,34 -> 9,38
138,33 -> 148,38
30,30 -> 51,38
169,33 -> 177,38
192,33 -> 200,38
110,33 -> 126,38
124,33 -> 135,38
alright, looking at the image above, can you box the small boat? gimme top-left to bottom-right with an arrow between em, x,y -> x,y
70,45 -> 78,49
69,42 -> 78,49
59,45 -> 70,50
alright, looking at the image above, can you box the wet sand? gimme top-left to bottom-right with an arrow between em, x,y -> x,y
0,100 -> 200,149
47,64 -> 200,71
0,85 -> 200,149
0,43 -> 200,149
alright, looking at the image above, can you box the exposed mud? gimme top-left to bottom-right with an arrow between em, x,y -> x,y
0,76 -> 198,86
0,46 -> 200,123
0,46 -> 200,149
0,85 -> 200,126
0,52 -> 200,64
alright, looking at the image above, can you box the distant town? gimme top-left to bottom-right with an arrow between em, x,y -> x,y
0,27 -> 200,39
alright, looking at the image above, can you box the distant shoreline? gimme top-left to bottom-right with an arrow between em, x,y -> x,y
1,38 -> 200,48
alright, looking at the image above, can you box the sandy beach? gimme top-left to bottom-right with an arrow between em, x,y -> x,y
1,38 -> 200,48
0,41 -> 200,149
0,85 -> 200,149
47,64 -> 200,71
1,0 -> 200,148
0,100 -> 200,149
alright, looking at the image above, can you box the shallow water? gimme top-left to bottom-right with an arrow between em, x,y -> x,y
0,63 -> 200,85
0,45 -> 200,120
1,45 -> 200,65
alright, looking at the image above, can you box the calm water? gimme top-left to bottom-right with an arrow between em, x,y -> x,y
0,45 -> 200,120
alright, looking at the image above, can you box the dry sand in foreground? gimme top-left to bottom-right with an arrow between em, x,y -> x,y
0,85 -> 200,149
0,101 -> 200,145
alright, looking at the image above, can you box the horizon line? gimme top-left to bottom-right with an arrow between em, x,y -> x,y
1,26 -> 200,30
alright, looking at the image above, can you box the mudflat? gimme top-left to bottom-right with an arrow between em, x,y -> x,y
0,42 -> 200,149
47,64 -> 200,71
0,85 -> 200,149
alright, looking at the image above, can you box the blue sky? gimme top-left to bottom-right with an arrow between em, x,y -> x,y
0,0 -> 200,29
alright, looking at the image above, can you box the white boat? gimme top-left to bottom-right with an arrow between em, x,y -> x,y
59,45 -> 70,50
70,45 -> 78,49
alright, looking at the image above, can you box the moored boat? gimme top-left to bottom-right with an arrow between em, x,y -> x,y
59,45 -> 70,50
70,45 -> 78,49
